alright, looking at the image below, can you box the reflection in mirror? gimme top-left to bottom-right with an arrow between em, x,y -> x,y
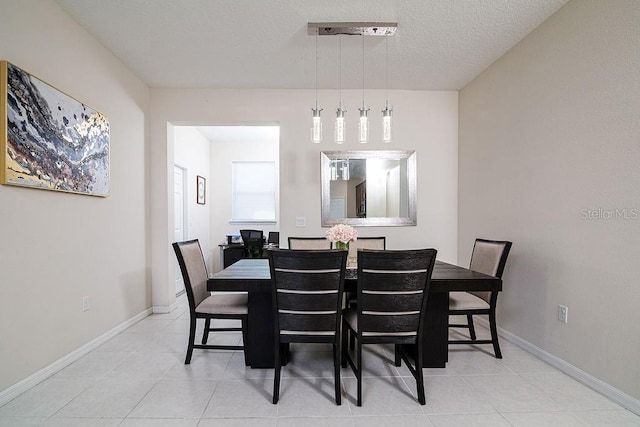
321,151 -> 417,227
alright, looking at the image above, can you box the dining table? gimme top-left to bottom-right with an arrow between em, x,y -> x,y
207,257 -> 501,368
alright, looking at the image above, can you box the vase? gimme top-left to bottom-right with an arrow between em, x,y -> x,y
335,241 -> 349,251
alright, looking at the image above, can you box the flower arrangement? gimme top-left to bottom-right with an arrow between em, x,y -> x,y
325,224 -> 358,250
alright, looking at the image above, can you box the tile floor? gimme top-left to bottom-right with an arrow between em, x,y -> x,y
1,295 -> 638,426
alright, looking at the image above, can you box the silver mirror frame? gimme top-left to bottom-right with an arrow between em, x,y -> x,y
321,150 -> 417,227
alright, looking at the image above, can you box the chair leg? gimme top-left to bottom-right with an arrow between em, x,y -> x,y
415,344 -> 426,405
349,329 -> 355,351
185,317 -> 197,364
489,310 -> 502,359
341,321 -> 348,368
356,341 -> 363,407
394,344 -> 402,367
273,341 -> 281,404
241,316 -> 249,366
202,318 -> 211,344
333,343 -> 342,405
467,314 -> 476,340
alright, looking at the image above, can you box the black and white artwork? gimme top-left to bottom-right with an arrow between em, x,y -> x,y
1,61 -> 110,196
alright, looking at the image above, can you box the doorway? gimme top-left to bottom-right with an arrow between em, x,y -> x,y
173,164 -> 187,296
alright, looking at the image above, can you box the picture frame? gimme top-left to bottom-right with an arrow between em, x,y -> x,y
0,60 -> 110,196
197,175 -> 206,205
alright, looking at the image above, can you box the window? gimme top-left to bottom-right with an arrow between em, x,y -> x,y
232,161 -> 276,222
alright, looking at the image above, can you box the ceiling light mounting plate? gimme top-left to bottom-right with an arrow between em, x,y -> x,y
308,22 -> 397,36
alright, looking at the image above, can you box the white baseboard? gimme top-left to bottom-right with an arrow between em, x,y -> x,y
474,317 -> 640,416
152,301 -> 178,314
0,307 -> 152,407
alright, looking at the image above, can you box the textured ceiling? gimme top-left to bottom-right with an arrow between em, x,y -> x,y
55,0 -> 569,90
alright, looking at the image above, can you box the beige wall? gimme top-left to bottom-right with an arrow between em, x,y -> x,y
0,0 -> 149,392
459,0 -> 640,400
149,89 -> 459,310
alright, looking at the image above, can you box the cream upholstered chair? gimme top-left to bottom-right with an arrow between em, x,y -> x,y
173,239 -> 248,364
346,236 -> 386,259
268,249 -> 347,405
288,236 -> 332,249
342,248 -> 437,406
448,238 -> 512,358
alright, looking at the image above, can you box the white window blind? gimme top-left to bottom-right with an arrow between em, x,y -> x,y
232,161 -> 276,221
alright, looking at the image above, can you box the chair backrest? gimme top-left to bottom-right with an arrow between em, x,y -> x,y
348,236 -> 385,260
356,249 -> 437,344
288,237 -> 332,250
468,238 -> 513,303
240,229 -> 264,257
267,231 -> 280,245
172,239 -> 210,312
268,249 -> 347,343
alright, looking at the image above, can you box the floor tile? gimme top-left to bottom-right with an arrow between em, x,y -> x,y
572,409 -> 640,426
127,379 -> 216,418
162,352 -> 232,380
428,413 -> 511,426
462,374 -> 561,412
53,378 -> 156,418
353,414 -> 432,426
119,419 -> 199,426
521,372 -> 622,410
52,350 -> 132,379
447,351 -> 515,375
202,379 -> 277,418
104,351 -> 181,379
201,418 -> 276,427
420,376 -> 496,415
274,378 -> 351,417
343,377 -> 423,415
43,417 -> 123,426
501,411 -> 589,426
0,378 -> 94,417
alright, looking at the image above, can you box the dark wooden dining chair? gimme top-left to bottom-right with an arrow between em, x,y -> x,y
240,229 -> 264,258
268,249 -> 347,405
287,236 -> 332,250
448,238 -> 512,358
342,248 -> 437,406
172,239 -> 248,364
345,237 -> 386,308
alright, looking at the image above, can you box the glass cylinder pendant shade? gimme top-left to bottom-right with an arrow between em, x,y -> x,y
311,107 -> 323,143
382,105 -> 393,143
358,107 -> 370,143
334,107 -> 346,144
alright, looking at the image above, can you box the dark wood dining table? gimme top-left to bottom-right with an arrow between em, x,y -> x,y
207,258 -> 501,368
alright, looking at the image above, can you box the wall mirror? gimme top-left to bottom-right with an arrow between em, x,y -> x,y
321,150 -> 417,227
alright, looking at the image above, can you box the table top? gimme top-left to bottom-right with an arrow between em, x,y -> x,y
208,258 -> 501,293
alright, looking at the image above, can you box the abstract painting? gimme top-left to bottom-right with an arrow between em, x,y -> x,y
0,61 -> 110,196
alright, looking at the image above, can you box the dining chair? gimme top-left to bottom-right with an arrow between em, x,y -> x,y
345,237 -> 386,308
287,236 -> 332,250
448,238 -> 513,358
172,239 -> 248,364
240,229 -> 264,258
268,249 -> 347,405
342,248 -> 437,406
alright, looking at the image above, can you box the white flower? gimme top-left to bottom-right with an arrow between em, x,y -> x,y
325,224 -> 358,244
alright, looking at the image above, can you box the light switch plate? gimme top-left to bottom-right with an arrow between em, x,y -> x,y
295,217 -> 306,227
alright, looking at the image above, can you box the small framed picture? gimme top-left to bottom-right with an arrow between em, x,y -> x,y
196,175 -> 206,205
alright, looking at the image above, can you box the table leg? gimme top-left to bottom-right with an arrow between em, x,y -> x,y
421,291 -> 449,367
246,290 -> 276,368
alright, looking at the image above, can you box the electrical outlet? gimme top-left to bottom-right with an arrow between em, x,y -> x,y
82,296 -> 90,312
558,304 -> 568,323
295,216 -> 306,227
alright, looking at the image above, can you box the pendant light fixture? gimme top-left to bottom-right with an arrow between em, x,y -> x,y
307,22 -> 397,144
335,34 -> 346,144
382,35 -> 392,143
311,33 -> 323,143
358,33 -> 369,144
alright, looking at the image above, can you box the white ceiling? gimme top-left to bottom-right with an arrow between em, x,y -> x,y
55,0 -> 569,90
